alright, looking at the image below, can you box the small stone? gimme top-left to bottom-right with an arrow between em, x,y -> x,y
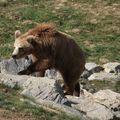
85,63 -> 98,71
103,62 -> 120,73
22,20 -> 33,25
115,65 -> 120,73
81,70 -> 92,79
11,107 -> 16,112
3,88 -> 9,93
0,0 -> 8,7
90,66 -> 104,73
0,57 -> 32,75
71,28 -> 81,34
85,63 -> 104,73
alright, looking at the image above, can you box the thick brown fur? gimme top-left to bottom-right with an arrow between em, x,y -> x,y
12,23 -> 85,97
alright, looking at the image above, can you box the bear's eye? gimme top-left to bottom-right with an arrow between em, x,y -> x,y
19,47 -> 24,51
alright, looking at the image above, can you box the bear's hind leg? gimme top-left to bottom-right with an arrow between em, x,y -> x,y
18,59 -> 51,76
63,80 -> 75,96
62,75 -> 80,96
73,82 -> 80,97
63,82 -> 80,97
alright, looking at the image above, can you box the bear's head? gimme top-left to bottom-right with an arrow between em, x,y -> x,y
12,30 -> 36,59
12,23 -> 56,59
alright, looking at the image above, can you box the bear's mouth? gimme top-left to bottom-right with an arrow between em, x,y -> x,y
12,54 -> 18,59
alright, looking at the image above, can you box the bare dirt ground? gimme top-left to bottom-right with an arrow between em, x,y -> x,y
0,109 -> 35,120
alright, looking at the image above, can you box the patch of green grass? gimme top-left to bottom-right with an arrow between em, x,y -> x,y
0,46 -> 13,59
89,80 -> 120,93
0,0 -> 120,63
0,84 -> 80,120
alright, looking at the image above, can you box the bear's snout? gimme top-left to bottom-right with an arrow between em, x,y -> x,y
12,54 -> 17,59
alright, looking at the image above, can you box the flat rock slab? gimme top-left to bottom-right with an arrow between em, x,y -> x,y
67,89 -> 120,120
0,73 -> 30,88
0,58 -> 31,75
0,73 -> 66,104
0,73 -> 89,120
94,89 -> 120,108
21,77 -> 66,104
0,73 -> 120,120
74,100 -> 113,120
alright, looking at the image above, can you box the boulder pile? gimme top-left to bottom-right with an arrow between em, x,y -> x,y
0,58 -> 120,120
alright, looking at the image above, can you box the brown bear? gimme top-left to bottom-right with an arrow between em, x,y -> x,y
12,23 -> 85,96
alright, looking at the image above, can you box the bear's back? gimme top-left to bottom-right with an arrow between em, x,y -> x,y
54,31 -> 85,72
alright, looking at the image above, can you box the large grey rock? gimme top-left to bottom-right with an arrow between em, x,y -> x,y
0,58 -> 63,79
0,73 -> 29,88
0,57 -> 32,75
0,73 -> 120,120
93,89 -> 120,108
73,99 -> 113,120
103,62 -> 120,73
34,99 -> 89,120
0,73 -> 66,104
0,73 -> 90,120
88,72 -> 119,81
67,89 -> 120,120
94,90 -> 120,120
21,77 -> 66,104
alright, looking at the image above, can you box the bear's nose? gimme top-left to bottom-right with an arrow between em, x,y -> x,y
12,55 -> 17,59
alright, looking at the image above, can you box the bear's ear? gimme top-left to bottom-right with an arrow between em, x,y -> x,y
15,30 -> 21,38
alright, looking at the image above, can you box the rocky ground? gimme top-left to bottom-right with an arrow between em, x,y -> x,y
0,58 -> 120,120
0,0 -> 120,119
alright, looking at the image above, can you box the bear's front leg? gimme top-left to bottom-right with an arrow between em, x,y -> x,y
18,59 -> 51,76
18,62 -> 38,75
